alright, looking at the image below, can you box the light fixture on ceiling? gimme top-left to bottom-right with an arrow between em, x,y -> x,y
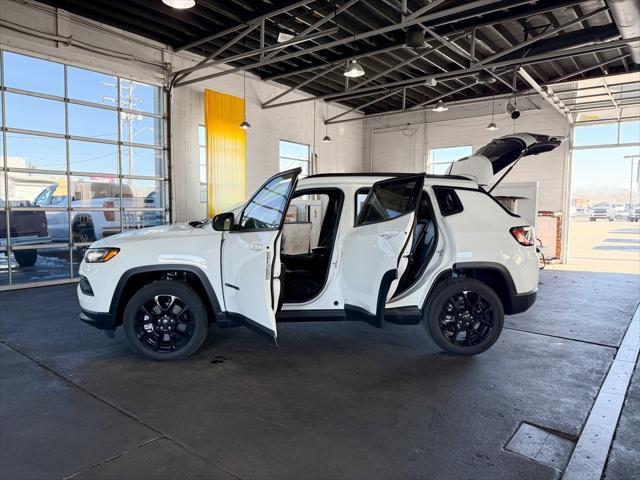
277,31 -> 295,43
323,104 -> 332,142
344,59 -> 365,78
239,70 -> 251,130
432,100 -> 448,112
425,77 -> 437,87
486,96 -> 498,131
162,0 -> 195,9
506,100 -> 520,120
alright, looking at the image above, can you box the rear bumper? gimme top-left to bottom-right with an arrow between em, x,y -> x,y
80,308 -> 116,331
508,290 -> 537,315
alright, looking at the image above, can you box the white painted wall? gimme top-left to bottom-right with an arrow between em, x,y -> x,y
1,0 -> 365,223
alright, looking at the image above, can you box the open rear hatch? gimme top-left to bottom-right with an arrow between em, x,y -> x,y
447,133 -> 564,190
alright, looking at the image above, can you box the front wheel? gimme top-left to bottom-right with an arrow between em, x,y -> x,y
423,278 -> 504,355
123,280 -> 209,361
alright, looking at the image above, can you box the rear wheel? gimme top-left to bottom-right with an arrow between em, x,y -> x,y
14,250 -> 37,267
123,280 -> 209,361
423,278 -> 504,355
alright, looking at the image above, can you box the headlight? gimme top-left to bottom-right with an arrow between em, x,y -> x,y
84,248 -> 120,263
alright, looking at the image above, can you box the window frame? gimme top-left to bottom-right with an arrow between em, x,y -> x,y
428,145 -> 473,175
279,139 -> 311,176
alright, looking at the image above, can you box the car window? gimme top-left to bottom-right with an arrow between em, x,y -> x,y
357,177 -> 422,226
237,170 -> 298,231
34,186 -> 53,206
354,187 -> 370,223
433,187 -> 464,216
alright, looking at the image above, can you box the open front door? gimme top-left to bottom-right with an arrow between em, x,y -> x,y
341,174 -> 425,327
221,168 -> 301,342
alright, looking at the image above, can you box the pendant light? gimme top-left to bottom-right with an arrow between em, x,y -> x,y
162,0 -> 195,9
322,105 -> 332,142
486,96 -> 498,131
239,70 -> 251,130
432,100 -> 448,112
344,34 -> 365,77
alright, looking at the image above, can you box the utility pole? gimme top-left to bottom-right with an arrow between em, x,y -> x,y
624,155 -> 640,205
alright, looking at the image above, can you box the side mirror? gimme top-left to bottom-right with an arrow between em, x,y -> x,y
212,212 -> 234,231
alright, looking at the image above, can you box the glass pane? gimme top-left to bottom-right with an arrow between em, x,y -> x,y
4,210 -> 66,245
70,210 -> 121,243
430,146 -> 472,164
121,146 -> 163,177
5,133 -> 66,171
3,51 -> 64,96
70,141 -> 118,174
67,66 -> 118,106
70,176 -> 120,208
0,249 -> 8,287
199,165 -> 206,183
430,163 -> 451,175
198,125 -> 206,146
619,121 -> 640,144
279,158 -> 309,176
5,93 -> 65,134
121,113 -> 163,146
5,172 -> 68,207
9,247 -> 71,284
199,146 -> 206,166
123,210 -> 166,231
122,178 -> 164,209
120,79 -> 162,114
68,104 -> 118,141
279,140 -> 309,161
358,177 -> 421,225
574,123 -> 618,146
239,171 -> 297,230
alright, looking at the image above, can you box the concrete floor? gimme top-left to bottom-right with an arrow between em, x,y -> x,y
1,270 -> 638,480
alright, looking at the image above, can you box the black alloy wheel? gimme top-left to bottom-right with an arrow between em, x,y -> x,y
439,291 -> 494,347
423,278 -> 504,355
123,280 -> 209,361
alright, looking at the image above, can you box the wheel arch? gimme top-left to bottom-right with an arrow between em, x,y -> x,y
110,265 -> 222,327
451,262 -> 519,314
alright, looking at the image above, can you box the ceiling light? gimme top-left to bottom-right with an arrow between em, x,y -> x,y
322,134 -> 332,143
162,0 -> 195,9
432,100 -> 448,112
425,77 -> 437,87
405,26 -> 425,48
277,32 -> 295,43
344,59 -> 365,78
239,120 -> 251,130
486,96 -> 498,131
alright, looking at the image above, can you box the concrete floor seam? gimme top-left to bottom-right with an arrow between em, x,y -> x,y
503,326 -> 620,350
0,340 -> 246,480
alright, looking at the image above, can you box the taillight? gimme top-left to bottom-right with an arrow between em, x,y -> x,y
510,226 -> 535,246
103,201 -> 115,221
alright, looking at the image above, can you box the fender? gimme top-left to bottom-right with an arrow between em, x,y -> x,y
109,264 -> 223,317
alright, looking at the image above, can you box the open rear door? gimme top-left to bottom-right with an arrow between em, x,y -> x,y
341,174 -> 425,327
221,168 -> 301,343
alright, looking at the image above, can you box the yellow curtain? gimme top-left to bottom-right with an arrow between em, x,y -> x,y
204,89 -> 246,216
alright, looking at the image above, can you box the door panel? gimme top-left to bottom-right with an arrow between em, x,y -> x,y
221,168 -> 300,340
341,174 -> 425,319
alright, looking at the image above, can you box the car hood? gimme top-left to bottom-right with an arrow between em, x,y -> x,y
447,133 -> 564,186
92,223 -> 202,248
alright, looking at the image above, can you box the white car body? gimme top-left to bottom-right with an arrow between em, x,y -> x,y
78,133 -> 561,359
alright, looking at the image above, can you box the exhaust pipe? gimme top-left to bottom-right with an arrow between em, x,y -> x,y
607,0 -> 640,64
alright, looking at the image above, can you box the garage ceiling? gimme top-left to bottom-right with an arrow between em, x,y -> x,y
32,0 -> 640,120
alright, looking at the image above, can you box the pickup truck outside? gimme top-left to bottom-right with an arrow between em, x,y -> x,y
0,209 -> 51,266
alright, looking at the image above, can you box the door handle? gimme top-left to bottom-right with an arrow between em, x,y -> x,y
249,243 -> 264,251
379,231 -> 399,238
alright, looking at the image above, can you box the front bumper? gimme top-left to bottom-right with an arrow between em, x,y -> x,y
80,308 -> 116,331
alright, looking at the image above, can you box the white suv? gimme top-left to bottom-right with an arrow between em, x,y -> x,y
78,133 -> 561,361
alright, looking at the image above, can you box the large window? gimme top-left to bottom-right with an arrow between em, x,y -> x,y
428,145 -> 473,175
279,140 -> 310,176
198,125 -> 207,217
1,50 -> 167,288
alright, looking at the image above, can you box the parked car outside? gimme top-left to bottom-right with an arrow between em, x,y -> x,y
0,208 -> 51,267
34,181 -> 136,242
629,204 -> 640,222
78,133 -> 562,361
589,203 -> 615,221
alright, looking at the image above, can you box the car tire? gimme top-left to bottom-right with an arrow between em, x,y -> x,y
14,249 -> 38,267
423,278 -> 504,356
123,280 -> 209,361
